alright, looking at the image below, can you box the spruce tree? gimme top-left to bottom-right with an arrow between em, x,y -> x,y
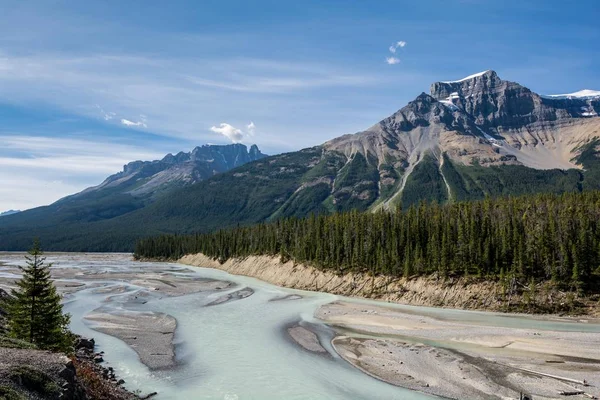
7,240 -> 73,351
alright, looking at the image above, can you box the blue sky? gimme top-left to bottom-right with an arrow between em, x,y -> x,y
1,0 -> 599,210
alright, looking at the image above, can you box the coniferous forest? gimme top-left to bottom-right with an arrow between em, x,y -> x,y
135,191 -> 600,295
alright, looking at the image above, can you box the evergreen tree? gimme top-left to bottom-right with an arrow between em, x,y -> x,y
7,240 -> 73,351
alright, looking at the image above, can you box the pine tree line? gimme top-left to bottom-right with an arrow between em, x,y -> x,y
135,191 -> 600,293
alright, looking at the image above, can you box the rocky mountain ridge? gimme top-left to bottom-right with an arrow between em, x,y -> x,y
77,143 -> 266,199
0,70 -> 599,251
323,70 -> 600,208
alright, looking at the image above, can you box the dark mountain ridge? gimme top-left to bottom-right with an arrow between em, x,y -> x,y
0,210 -> 20,217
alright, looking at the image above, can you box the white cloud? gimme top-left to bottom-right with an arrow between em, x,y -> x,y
210,123 -> 245,143
386,57 -> 401,65
121,118 -> 147,128
210,122 -> 257,143
389,41 -> 407,53
247,121 -> 256,136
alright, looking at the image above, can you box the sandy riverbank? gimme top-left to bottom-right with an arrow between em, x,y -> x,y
85,310 -> 177,370
286,324 -> 328,354
179,253 -> 502,309
320,301 -> 600,399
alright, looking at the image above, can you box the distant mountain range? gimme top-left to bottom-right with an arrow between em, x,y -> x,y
1,70 -> 599,251
75,143 -> 266,201
0,144 -> 266,250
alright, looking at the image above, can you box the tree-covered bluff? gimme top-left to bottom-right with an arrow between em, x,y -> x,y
135,191 -> 600,313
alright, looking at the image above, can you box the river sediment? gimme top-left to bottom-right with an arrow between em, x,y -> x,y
319,301 -> 600,399
180,253 -> 600,399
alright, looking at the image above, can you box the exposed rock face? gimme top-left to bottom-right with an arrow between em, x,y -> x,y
430,70 -> 600,134
325,91 -> 497,166
0,339 -> 138,400
326,70 -> 600,195
328,70 -> 600,170
431,70 -> 540,131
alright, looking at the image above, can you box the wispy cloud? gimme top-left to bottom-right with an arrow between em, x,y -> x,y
388,41 -> 407,53
0,135 -> 163,210
121,118 -> 147,128
0,51 -> 377,142
185,72 -> 374,93
386,57 -> 401,65
95,105 -> 116,121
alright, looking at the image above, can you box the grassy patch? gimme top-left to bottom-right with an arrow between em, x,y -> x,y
9,366 -> 60,398
0,385 -> 26,400
0,335 -> 37,350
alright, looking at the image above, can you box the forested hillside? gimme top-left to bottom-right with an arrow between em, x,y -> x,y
135,191 -> 600,298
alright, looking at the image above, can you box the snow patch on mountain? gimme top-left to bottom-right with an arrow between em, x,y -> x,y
439,100 -> 459,111
439,92 -> 461,111
442,70 -> 491,84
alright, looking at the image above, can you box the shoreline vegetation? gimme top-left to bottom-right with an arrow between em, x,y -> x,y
135,192 -> 600,316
